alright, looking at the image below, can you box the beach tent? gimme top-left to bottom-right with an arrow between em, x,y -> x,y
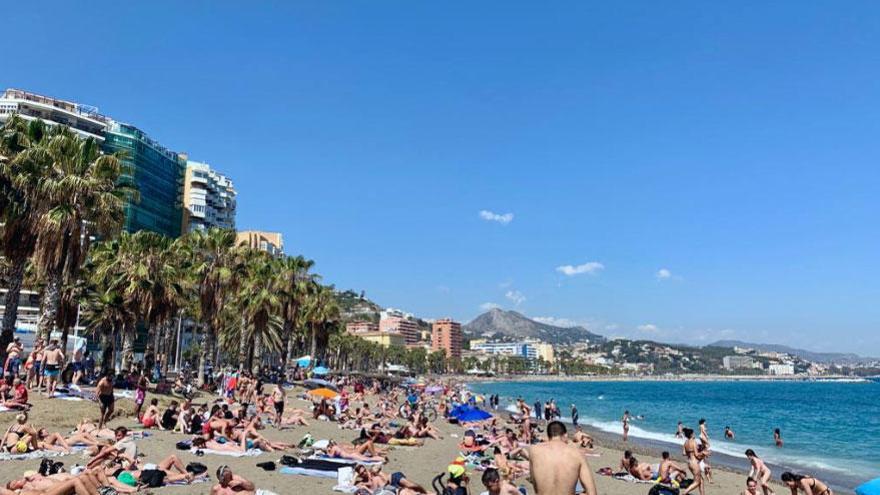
296,356 -> 311,367
449,405 -> 493,422
312,366 -> 330,376
308,388 -> 338,399
857,478 -> 880,495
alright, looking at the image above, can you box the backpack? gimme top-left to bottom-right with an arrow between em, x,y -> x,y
139,469 -> 166,488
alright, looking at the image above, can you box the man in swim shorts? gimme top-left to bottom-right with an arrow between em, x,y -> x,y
96,371 -> 115,429
42,340 -> 64,398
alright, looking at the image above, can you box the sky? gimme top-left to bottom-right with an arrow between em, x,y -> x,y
5,1 -> 880,355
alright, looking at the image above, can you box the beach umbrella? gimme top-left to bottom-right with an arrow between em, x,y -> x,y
296,356 -> 311,367
308,388 -> 339,399
312,366 -> 330,376
857,478 -> 880,495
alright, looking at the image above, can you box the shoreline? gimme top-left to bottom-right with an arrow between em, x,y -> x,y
460,373 -> 868,383
467,380 -> 864,493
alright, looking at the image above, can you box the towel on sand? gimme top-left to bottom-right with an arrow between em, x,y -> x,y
190,448 -> 263,457
312,454 -> 382,466
280,466 -> 338,478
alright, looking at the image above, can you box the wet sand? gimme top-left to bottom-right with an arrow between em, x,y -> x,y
0,389 -> 787,495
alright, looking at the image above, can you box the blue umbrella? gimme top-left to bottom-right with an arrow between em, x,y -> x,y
296,356 -> 311,367
457,408 -> 493,422
312,366 -> 330,376
857,478 -> 880,495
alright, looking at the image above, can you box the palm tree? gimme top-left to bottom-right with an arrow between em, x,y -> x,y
16,126 -> 135,340
273,255 -> 315,368
0,116 -> 45,361
236,249 -> 283,373
81,288 -> 128,374
303,284 -> 340,364
179,228 -> 241,386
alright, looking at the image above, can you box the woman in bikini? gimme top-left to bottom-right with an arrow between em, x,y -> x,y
746,449 -> 775,495
681,428 -> 704,495
781,472 -> 832,495
774,429 -> 784,448
0,413 -> 39,453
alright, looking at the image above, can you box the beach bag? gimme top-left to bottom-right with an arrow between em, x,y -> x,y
140,469 -> 166,488
256,461 -> 277,471
280,455 -> 299,466
175,440 -> 191,450
649,484 -> 680,495
186,462 -> 207,475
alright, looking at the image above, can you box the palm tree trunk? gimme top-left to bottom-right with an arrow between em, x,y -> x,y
37,267 -> 62,341
101,330 -> 116,375
252,333 -> 262,375
120,321 -> 136,372
280,320 -> 293,369
198,327 -> 214,387
309,325 -> 317,365
0,256 -> 26,365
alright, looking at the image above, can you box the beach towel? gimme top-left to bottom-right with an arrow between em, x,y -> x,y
190,448 -> 263,457
280,466 -> 339,478
0,450 -> 65,461
166,476 -> 210,487
312,454 -> 383,466
256,490 -> 280,495
0,405 -> 11,412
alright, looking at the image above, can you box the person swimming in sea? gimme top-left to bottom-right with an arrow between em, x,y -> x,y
774,428 -> 783,447
724,426 -> 735,440
675,421 -> 684,439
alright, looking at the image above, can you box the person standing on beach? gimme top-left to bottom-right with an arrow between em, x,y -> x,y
526,421 -> 597,495
745,449 -> 775,495
622,410 -> 630,441
272,384 -> 285,426
42,339 -> 64,398
681,428 -> 704,495
534,400 -> 542,420
96,371 -> 115,430
570,404 -> 579,427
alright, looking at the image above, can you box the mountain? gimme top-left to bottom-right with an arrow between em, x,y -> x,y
464,309 -> 605,345
710,340 -> 875,365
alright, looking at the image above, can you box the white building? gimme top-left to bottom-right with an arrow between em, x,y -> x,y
768,363 -> 795,375
471,342 -> 538,360
723,355 -> 758,370
181,159 -> 237,232
0,88 -> 108,141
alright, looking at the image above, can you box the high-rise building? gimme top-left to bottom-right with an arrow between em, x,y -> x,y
379,309 -> 420,344
102,121 -> 185,238
346,321 -> 379,334
237,230 -> 284,256
0,88 -> 186,239
181,158 -> 236,233
431,318 -> 462,359
0,88 -> 107,140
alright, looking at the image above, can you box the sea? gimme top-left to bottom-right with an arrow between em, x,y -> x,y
470,380 -> 879,490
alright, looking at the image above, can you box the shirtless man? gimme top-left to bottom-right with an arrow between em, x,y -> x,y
42,340 -> 64,398
482,468 -> 522,495
271,384 -> 285,426
527,421 -> 597,495
71,343 -> 85,386
96,372 -> 115,430
3,337 -> 23,377
26,340 -> 44,390
658,451 -> 687,484
622,410 -> 630,442
725,426 -> 735,440
211,465 -> 255,495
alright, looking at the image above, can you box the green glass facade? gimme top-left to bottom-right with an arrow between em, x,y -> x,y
101,122 -> 184,238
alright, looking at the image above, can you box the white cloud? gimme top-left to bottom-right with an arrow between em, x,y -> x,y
479,210 -> 514,225
533,316 -> 580,328
480,302 -> 501,311
556,261 -> 604,276
637,323 -> 660,333
505,290 -> 526,306
655,268 -> 672,280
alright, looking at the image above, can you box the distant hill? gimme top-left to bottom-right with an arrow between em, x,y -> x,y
336,290 -> 382,323
465,309 -> 605,345
710,339 -> 874,365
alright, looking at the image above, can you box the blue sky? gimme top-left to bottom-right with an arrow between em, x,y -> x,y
6,2 -> 880,354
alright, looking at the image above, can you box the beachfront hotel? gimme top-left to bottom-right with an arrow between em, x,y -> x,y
0,88 -> 187,239
432,318 -> 463,359
346,321 -> 379,334
181,158 -> 237,233
237,230 -> 284,256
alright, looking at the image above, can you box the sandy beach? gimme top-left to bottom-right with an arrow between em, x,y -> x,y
0,386 -> 789,495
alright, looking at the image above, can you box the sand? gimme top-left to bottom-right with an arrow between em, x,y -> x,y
0,388 -> 785,495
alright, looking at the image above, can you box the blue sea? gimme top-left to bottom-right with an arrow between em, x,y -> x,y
470,380 -> 879,489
